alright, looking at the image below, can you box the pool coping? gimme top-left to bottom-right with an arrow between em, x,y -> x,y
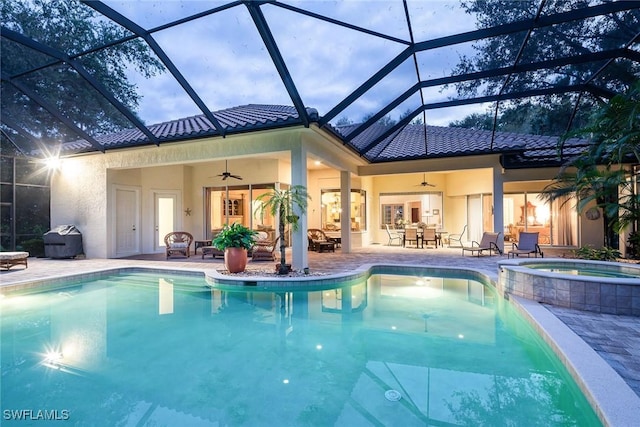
2,263 -> 638,426
511,295 -> 640,427
204,262 -> 495,290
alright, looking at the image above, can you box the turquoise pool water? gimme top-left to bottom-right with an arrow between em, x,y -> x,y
1,271 -> 600,426
527,262 -> 640,278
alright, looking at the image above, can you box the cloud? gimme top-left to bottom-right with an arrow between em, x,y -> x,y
110,0 -> 481,127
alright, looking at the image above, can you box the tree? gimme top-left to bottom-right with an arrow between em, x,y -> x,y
399,108 -> 424,125
449,100 -> 593,135
361,113 -> 397,127
334,116 -> 353,126
1,0 -> 164,150
450,112 -> 495,130
255,186 -> 310,275
542,81 -> 640,248
449,1 -> 639,133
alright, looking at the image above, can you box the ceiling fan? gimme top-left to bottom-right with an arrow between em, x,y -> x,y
215,160 -> 242,180
416,173 -> 435,187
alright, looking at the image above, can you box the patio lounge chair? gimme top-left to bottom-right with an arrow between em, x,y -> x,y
508,231 -> 543,258
385,224 -> 402,246
0,251 -> 29,270
462,232 -> 502,256
251,233 -> 279,261
164,231 -> 194,258
307,229 -> 336,252
448,225 -> 466,247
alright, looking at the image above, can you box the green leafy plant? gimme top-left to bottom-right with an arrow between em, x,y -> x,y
542,82 -> 640,248
19,238 -> 45,257
626,231 -> 640,260
212,223 -> 257,251
572,245 -> 621,261
255,185 -> 310,275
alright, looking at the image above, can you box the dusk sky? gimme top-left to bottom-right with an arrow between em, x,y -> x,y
101,0 -> 491,127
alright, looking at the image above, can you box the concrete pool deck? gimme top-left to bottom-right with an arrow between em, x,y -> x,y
2,244 -> 639,425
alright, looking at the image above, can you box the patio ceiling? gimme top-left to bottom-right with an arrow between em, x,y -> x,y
1,0 -> 639,165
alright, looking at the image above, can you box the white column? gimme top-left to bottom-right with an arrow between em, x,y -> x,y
290,144 -> 308,271
340,170 -> 352,253
493,165 -> 505,253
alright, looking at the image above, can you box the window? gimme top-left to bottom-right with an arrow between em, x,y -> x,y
205,184 -> 276,237
382,204 -> 404,228
504,192 -> 577,246
380,192 -> 443,229
320,189 -> 366,231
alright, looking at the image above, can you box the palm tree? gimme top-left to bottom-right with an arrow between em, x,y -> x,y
542,81 -> 640,248
255,185 -> 310,275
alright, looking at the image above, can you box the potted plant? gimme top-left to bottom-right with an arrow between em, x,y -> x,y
255,185 -> 310,275
212,222 -> 257,273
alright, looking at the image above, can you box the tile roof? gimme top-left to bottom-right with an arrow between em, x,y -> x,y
334,122 -> 587,163
51,104 -> 587,168
55,104 -> 312,153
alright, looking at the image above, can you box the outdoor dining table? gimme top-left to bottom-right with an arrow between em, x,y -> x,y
396,228 -> 447,248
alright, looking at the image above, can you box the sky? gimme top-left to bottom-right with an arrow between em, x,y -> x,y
101,0 -> 493,127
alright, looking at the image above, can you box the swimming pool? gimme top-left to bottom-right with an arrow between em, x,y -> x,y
1,270 -> 600,426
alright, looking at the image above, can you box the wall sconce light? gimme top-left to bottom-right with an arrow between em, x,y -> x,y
44,156 -> 62,170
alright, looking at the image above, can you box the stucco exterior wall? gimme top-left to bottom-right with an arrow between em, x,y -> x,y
51,155 -> 109,258
49,125 -> 608,258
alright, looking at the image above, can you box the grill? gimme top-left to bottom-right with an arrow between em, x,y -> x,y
43,225 -> 84,259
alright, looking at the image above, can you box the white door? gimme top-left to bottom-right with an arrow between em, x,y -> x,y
155,193 -> 179,252
114,186 -> 141,257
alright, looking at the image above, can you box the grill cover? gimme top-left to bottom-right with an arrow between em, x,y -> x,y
43,225 -> 84,258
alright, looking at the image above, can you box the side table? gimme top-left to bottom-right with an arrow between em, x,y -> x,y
194,240 -> 211,254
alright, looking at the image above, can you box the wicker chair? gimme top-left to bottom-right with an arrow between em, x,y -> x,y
307,229 -> 336,252
164,231 -> 194,258
251,233 -> 279,261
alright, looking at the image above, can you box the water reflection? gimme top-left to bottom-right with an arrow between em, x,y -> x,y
0,272 -> 599,426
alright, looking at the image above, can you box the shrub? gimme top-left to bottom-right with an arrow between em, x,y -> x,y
572,245 -> 621,261
19,238 -> 45,257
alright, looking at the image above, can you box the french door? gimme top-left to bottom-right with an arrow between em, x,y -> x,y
154,192 -> 179,252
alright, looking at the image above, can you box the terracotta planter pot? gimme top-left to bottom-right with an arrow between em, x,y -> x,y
224,247 -> 248,273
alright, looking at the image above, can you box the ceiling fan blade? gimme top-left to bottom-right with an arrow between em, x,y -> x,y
229,174 -> 243,180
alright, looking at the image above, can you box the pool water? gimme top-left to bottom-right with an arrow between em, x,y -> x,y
1,271 -> 600,426
527,263 -> 640,278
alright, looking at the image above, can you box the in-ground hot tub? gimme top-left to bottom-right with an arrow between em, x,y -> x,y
498,258 -> 640,316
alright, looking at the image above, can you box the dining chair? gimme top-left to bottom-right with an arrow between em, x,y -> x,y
384,224 -> 402,246
422,228 -> 438,248
403,228 -> 422,248
448,225 -> 467,248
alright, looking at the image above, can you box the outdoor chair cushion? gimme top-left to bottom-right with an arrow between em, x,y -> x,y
0,251 -> 29,270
